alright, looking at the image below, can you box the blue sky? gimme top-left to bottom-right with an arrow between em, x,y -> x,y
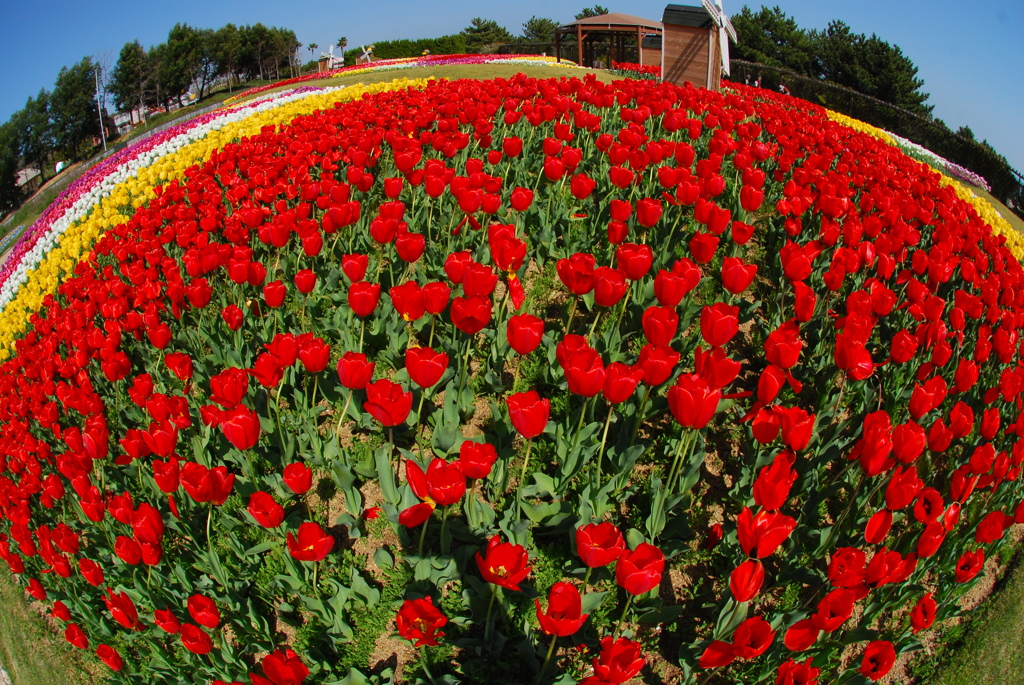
0,0 -> 1021,172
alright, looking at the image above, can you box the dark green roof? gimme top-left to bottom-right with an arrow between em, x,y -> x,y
663,4 -> 715,29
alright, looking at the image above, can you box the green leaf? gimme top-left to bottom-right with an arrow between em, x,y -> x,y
373,548 -> 394,570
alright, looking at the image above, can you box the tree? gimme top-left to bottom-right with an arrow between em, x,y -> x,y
0,122 -> 21,213
521,16 -> 559,44
575,6 -> 610,19
109,40 -> 150,120
213,24 -> 241,91
17,91 -> 54,175
50,58 -> 101,160
192,28 -> 220,99
461,18 -> 514,52
337,36 -> 348,52
730,6 -> 814,74
161,24 -> 200,106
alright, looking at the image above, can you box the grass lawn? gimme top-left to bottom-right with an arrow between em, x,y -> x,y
0,568 -> 103,685
109,80 -> 273,146
237,62 -> 616,103
931,551 -> 1024,685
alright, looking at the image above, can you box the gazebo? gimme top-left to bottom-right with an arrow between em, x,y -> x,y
554,13 -> 663,69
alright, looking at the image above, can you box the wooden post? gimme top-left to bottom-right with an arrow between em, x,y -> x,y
555,30 -> 561,63
637,26 -> 643,66
577,24 -> 584,68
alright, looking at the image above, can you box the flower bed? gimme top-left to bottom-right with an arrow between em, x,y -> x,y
609,62 -> 661,80
221,54 -> 584,107
0,74 -> 1023,685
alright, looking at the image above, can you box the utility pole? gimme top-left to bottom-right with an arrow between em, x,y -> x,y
95,65 -> 108,152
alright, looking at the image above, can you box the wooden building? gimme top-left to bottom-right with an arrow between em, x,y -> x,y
554,13 -> 663,69
661,3 -> 734,91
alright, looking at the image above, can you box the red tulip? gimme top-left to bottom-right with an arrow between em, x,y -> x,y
286,522 -> 334,562
859,641 -> 896,682
450,295 -> 492,334
642,306 -> 679,346
689,232 -> 719,264
104,588 -> 143,631
752,451 -> 797,511
264,280 -> 286,308
910,592 -> 936,633
616,243 -> 653,280
667,374 -> 721,429
616,543 -> 664,595
700,302 -> 739,348
721,257 -> 757,294
556,253 -> 596,295
221,304 -> 244,330
507,314 -> 544,355
210,367 -> 249,409
96,644 -> 123,671
603,363 -> 643,404
591,637 -> 644,684
731,616 -> 775,660
165,352 -> 193,381
405,346 -> 449,389
341,253 -> 369,282
65,623 -> 89,650
736,507 -> 797,558
294,269 -> 317,294
298,336 -> 331,373
364,379 -> 413,427
536,582 -> 588,636
248,491 -> 284,528
729,559 -> 765,602
337,352 -> 375,390
458,441 -> 498,480
593,267 -> 628,307
576,522 -> 626,568
637,344 -> 680,386
654,258 -> 701,306
259,648 -> 309,685
390,281 -> 425,321
476,535 -> 531,590
154,608 -> 180,634
180,623 -> 212,654
348,281 -> 381,318
283,462 -> 313,494
396,597 -> 448,647
187,594 -> 220,630
220,405 -> 261,450
506,391 -> 551,439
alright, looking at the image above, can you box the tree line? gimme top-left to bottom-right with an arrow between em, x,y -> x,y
731,5 -> 1022,215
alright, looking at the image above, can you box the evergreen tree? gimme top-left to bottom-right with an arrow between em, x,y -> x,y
109,40 -> 150,118
213,24 -> 241,90
0,122 -> 21,213
461,18 -> 513,51
521,16 -> 559,44
50,58 -> 100,159
14,90 -> 53,176
730,6 -> 814,73
575,6 -> 610,20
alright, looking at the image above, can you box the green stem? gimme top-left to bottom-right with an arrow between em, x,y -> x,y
536,633 -> 558,684
516,438 -> 535,518
572,397 -> 590,451
427,316 -> 436,348
464,480 -> 476,529
457,335 -> 473,402
484,584 -> 499,643
414,388 -> 429,459
595,406 -> 614,487
667,430 -> 693,493
439,506 -> 451,554
565,297 -> 578,334
612,594 -> 635,639
420,649 -> 438,684
417,512 -> 430,557
336,389 -> 354,438
631,385 -> 652,439
588,309 -> 603,342
582,566 -> 593,588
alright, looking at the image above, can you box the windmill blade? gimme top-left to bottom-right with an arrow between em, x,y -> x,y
701,0 -> 723,26
720,12 -> 738,43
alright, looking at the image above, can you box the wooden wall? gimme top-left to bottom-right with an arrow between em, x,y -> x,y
662,24 -> 720,90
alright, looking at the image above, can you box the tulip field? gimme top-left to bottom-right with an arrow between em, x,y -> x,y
1,58 -> 1024,685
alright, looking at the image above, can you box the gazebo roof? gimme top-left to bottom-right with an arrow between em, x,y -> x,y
557,13 -> 663,32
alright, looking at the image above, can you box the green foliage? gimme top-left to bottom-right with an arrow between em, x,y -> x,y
461,18 -> 514,52
575,6 -> 610,20
0,122 -> 21,214
50,57 -> 100,160
344,35 -> 467,64
520,16 -> 560,44
109,40 -> 150,114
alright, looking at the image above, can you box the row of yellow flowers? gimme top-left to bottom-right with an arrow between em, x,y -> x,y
825,110 -> 1024,262
0,79 -> 431,358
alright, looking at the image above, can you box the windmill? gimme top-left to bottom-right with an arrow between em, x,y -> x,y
661,2 -> 738,90
357,45 -> 374,65
701,0 -> 737,76
320,45 -> 342,70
